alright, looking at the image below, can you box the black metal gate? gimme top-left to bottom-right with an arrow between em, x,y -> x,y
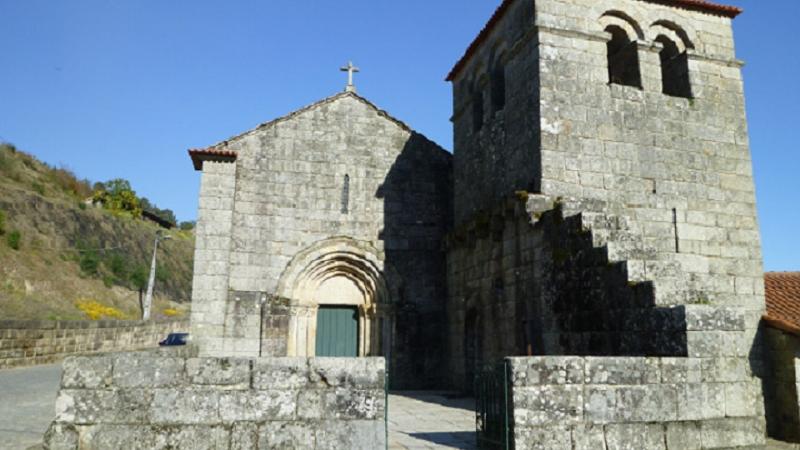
475,360 -> 511,450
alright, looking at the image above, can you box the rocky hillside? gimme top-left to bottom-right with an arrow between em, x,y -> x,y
0,143 -> 194,320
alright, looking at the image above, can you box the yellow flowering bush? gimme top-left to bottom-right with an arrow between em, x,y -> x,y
162,308 -> 182,317
75,299 -> 126,320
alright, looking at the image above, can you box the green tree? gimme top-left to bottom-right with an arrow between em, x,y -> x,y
179,221 -> 195,231
130,265 -> 148,291
92,178 -> 142,218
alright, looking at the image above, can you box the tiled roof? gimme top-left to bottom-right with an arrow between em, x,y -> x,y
188,148 -> 237,171
445,0 -> 743,81
763,272 -> 800,336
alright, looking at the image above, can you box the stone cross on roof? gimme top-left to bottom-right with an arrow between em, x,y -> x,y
340,61 -> 360,93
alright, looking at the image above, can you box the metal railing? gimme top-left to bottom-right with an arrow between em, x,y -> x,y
475,360 -> 511,450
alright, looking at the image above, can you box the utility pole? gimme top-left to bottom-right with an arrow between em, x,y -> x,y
143,230 -> 170,320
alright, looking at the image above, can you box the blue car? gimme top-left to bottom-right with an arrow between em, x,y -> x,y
159,332 -> 189,346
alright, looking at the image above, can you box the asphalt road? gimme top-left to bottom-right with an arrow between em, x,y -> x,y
0,363 -> 62,450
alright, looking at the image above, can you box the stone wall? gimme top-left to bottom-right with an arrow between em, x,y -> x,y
44,354 -> 386,450
0,319 -> 187,369
763,326 -> 800,443
508,356 -> 765,449
446,194 -> 750,391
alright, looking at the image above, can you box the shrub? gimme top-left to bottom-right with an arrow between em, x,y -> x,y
0,210 -> 5,235
6,230 -> 21,250
75,299 -> 126,320
162,308 -> 182,317
102,275 -> 115,288
155,264 -> 169,283
79,250 -> 100,275
179,221 -> 196,231
31,181 -> 45,196
108,253 -> 128,279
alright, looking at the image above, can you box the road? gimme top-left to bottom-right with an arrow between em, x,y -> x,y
0,363 -> 62,450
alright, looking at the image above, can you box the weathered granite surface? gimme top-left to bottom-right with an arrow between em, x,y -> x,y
508,356 -> 765,450
43,354 -> 386,449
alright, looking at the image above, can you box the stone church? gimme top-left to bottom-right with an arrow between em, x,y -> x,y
188,0 -> 767,435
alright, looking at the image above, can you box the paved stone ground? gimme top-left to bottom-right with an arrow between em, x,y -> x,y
0,363 -> 61,450
388,392 -> 477,450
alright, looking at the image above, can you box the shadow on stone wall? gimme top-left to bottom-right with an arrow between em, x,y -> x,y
376,132 -> 452,390
534,205 -> 688,357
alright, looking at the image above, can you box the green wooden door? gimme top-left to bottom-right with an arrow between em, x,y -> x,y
315,306 -> 359,357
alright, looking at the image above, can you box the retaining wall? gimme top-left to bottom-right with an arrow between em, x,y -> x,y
508,356 -> 766,449
44,354 -> 386,449
0,319 -> 188,369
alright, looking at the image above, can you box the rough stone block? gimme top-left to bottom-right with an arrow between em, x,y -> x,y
604,423 -> 666,450
584,386 -> 616,423
700,417 -> 766,448
724,381 -> 760,417
660,358 -> 702,384
514,385 -> 583,425
677,383 -> 726,421
572,423 -> 607,450
55,389 -> 153,425
61,356 -> 112,389
508,356 -> 584,386
666,421 -> 702,450
43,423 -> 78,450
252,357 -> 309,390
150,389 -> 220,424
186,357 -> 250,389
218,389 -> 296,422
314,419 -> 386,450
112,353 -> 185,388
514,425 -> 572,450
585,357 -> 660,385
615,385 -> 678,422
230,422 -> 259,450
258,421 -> 316,449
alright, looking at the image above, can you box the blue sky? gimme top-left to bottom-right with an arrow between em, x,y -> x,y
0,1 -> 797,271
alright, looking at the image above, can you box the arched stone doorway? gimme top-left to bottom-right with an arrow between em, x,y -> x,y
275,237 -> 397,357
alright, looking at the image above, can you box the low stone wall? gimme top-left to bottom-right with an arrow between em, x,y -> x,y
0,319 -> 188,369
763,326 -> 800,443
44,354 -> 386,449
508,356 -> 766,449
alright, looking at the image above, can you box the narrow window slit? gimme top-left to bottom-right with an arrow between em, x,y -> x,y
672,208 -> 680,253
341,174 -> 350,214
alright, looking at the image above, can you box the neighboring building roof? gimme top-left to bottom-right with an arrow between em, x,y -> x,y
445,0 -> 743,81
188,148 -> 237,171
763,272 -> 800,336
142,210 -> 176,229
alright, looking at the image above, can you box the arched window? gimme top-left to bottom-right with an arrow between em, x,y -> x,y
491,58 -> 506,112
606,25 -> 642,88
656,36 -> 692,98
473,89 -> 484,132
341,174 -> 350,214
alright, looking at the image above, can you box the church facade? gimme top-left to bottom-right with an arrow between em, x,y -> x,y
189,92 -> 452,388
189,1 -> 766,436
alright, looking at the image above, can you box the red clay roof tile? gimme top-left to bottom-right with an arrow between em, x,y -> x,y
188,148 -> 237,171
764,272 -> 800,336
